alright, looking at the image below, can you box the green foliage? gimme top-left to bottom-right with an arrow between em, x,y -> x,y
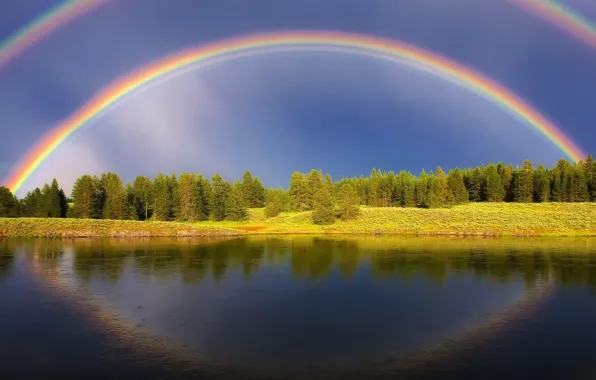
336,183 -> 360,220
132,176 -> 153,220
447,169 -> 469,205
533,165 -> 550,203
71,175 -> 100,218
176,173 -> 199,221
289,171 -> 309,211
415,170 -> 429,207
265,187 -> 289,218
209,173 -> 230,221
0,186 -> 18,217
513,160 -> 534,203
312,186 -> 335,225
101,173 -> 127,220
485,164 -> 505,202
225,181 -> 247,221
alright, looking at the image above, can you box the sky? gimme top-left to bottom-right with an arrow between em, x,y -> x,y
0,0 -> 595,196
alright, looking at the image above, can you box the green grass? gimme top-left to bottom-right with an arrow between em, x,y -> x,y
2,203 -> 596,238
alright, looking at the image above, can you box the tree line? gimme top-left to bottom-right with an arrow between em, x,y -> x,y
1,156 -> 595,225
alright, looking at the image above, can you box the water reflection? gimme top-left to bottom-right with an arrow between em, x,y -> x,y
9,237 -> 596,378
23,237 -> 596,289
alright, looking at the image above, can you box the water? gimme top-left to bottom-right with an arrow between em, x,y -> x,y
1,236 -> 596,380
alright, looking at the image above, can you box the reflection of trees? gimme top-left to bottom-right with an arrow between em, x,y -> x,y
0,242 -> 14,281
16,236 -> 596,291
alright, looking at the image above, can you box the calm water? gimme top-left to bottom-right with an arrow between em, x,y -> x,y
1,237 -> 596,380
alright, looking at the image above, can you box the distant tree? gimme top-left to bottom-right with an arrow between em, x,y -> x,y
497,163 -> 514,201
336,182 -> 360,220
209,173 -> 230,221
485,164 -> 505,202
196,174 -> 211,220
132,176 -> 152,220
324,173 -> 334,198
241,171 -> 255,207
252,177 -> 265,207
513,160 -> 534,203
435,167 -> 452,205
289,171 -> 309,211
533,164 -> 550,203
225,181 -> 247,221
447,169 -> 469,205
152,173 -> 170,221
125,183 -> 137,220
176,173 -> 198,221
71,175 -> 99,218
306,169 -> 324,209
0,186 -> 17,217
368,168 -> 380,207
101,173 -> 126,220
426,173 -> 444,208
585,155 -> 596,201
415,170 -> 429,208
312,186 -> 335,225
466,167 -> 486,202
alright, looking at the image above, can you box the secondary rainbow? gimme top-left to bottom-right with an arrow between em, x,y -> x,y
3,31 -> 588,193
0,0 -> 109,70
508,0 -> 596,49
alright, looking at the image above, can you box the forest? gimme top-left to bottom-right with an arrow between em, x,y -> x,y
0,156 -> 595,225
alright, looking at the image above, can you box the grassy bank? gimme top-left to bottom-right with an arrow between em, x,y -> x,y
1,203 -> 596,238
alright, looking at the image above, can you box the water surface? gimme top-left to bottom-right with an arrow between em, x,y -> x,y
1,237 -> 596,379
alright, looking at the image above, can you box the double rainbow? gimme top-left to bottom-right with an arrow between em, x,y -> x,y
3,31 -> 588,193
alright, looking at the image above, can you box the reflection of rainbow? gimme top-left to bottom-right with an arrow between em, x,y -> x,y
27,239 -> 555,379
509,0 -> 596,50
4,30 -> 588,193
0,0 -> 108,70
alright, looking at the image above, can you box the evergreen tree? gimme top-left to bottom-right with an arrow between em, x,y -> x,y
585,155 -> 596,201
225,181 -> 247,221
324,173 -> 334,198
252,177 -> 265,207
513,160 -> 534,203
485,164 -> 505,202
312,186 -> 335,225
196,174 -> 211,220
336,182 -> 360,220
265,187 -> 285,218
209,173 -> 230,221
426,173 -> 443,208
466,167 -> 486,202
101,173 -> 126,220
177,173 -> 198,221
447,169 -> 469,205
289,171 -> 308,211
0,186 -> 17,217
125,183 -> 137,220
435,167 -> 451,205
241,171 -> 255,207
71,175 -> 99,218
533,164 -> 550,203
368,168 -> 380,207
152,173 -> 169,221
306,169 -> 324,209
415,170 -> 429,207
132,176 -> 153,220
573,163 -> 590,202
497,163 -> 514,202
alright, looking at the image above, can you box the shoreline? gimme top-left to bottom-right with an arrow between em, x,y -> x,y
2,202 -> 596,238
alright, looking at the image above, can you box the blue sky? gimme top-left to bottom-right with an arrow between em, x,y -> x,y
0,0 -> 595,196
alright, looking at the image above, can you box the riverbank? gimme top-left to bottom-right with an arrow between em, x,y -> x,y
1,203 -> 596,238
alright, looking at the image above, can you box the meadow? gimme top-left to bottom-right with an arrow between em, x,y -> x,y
1,202 -> 595,238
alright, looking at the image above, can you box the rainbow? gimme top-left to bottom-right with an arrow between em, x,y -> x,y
3,31 -> 588,193
0,0 -> 109,70
508,0 -> 596,49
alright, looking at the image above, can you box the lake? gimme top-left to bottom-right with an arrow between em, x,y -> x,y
1,236 -> 595,379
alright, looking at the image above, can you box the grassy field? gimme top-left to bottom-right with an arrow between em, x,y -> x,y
1,203 -> 596,238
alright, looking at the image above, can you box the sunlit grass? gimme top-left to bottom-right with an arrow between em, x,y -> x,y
1,203 -> 595,237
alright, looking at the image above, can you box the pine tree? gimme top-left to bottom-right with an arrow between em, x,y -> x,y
573,163 -> 590,202
435,167 -> 451,205
585,155 -> 596,201
196,174 -> 211,220
125,183 -> 137,220
71,175 -> 99,218
289,171 -> 308,211
265,187 -> 286,218
241,171 -> 255,207
101,173 -> 126,219
513,160 -> 534,203
152,173 -> 169,221
336,182 -> 360,220
324,173 -> 334,198
485,164 -> 505,202
466,167 -> 486,202
426,173 -> 443,208
415,170 -> 429,207
368,168 -> 379,207
312,186 -> 335,225
447,169 -> 469,205
225,181 -> 247,221
209,173 -> 230,221
497,163 -> 514,201
533,164 -> 550,203
0,186 -> 17,217
177,173 -> 198,220
132,176 -> 152,220
306,169 -> 324,210
252,177 -> 265,207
